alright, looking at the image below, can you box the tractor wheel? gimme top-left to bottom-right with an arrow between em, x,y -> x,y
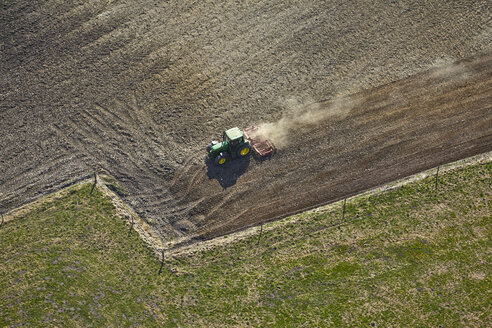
237,144 -> 251,157
215,152 -> 228,166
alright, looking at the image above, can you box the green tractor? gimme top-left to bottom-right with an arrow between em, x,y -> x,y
206,127 -> 251,165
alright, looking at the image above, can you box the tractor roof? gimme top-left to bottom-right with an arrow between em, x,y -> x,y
225,127 -> 243,140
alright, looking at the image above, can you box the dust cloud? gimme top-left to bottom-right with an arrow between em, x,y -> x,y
254,96 -> 360,148
429,57 -> 472,82
388,56 -> 474,106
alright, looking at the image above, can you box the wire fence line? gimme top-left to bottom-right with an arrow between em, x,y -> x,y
246,164 -> 454,251
1,156 -> 487,275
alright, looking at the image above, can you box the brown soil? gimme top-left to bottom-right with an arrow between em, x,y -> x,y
180,53 -> 492,241
1,1 -> 491,244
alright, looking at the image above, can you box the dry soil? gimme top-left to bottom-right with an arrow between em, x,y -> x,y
1,0 -> 491,243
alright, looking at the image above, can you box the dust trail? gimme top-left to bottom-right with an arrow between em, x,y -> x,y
389,56 -> 475,106
254,96 -> 360,148
429,56 -> 473,82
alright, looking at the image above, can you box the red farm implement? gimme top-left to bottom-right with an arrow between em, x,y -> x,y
243,125 -> 276,157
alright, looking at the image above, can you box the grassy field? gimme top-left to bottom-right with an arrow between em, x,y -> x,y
0,162 -> 490,327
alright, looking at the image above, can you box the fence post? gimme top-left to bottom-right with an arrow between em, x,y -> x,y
257,223 -> 263,245
158,249 -> 165,275
342,198 -> 347,221
128,216 -> 134,236
435,166 -> 440,190
90,172 -> 97,195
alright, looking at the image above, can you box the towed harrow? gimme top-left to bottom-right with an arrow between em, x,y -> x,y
243,125 -> 276,157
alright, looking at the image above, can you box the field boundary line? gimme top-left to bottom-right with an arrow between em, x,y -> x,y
2,151 -> 491,260
96,175 -> 165,258
1,176 -> 93,224
164,150 -> 492,258
2,172 -> 165,259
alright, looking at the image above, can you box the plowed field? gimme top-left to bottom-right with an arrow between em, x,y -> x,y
1,0 -> 491,243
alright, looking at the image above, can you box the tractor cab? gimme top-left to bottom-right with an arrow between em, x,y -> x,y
207,127 -> 251,165
223,127 -> 245,146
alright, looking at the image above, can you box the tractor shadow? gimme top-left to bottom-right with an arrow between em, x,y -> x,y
205,155 -> 251,189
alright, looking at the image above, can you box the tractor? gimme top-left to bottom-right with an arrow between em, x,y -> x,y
206,127 -> 251,165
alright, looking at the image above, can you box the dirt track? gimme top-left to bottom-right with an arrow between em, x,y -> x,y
1,0 -> 491,242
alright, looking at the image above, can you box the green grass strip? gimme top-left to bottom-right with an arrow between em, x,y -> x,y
1,162 -> 490,327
